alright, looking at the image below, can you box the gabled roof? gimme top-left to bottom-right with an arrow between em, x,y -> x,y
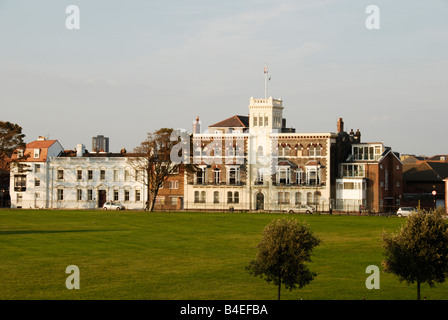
378,149 -> 402,165
27,140 -> 58,149
11,139 -> 60,162
277,160 -> 298,168
402,155 -> 427,164
426,162 -> 448,179
403,161 -> 448,182
209,115 -> 249,128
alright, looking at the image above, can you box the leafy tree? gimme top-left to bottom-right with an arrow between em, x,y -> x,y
0,121 -> 26,182
246,218 -> 321,300
382,210 -> 448,300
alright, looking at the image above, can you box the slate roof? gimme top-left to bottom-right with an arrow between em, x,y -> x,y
209,115 -> 249,128
403,161 -> 448,182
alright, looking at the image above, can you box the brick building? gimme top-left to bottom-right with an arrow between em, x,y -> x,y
335,139 -> 403,213
153,165 -> 185,211
402,161 -> 448,210
184,96 -> 400,213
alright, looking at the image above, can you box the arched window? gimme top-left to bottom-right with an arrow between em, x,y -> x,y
295,192 -> 302,205
196,167 -> 206,185
308,146 -> 315,157
200,191 -> 206,203
227,191 -> 233,203
295,144 -> 303,157
307,192 -> 313,205
213,191 -> 219,204
277,167 -> 290,185
227,191 -> 239,204
257,146 -> 264,157
194,191 -> 200,203
314,191 -> 321,206
213,168 -> 220,184
228,167 -> 240,185
296,168 -> 303,185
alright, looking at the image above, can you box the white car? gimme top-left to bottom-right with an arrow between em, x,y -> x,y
396,207 -> 417,217
103,201 -> 125,210
287,204 -> 315,214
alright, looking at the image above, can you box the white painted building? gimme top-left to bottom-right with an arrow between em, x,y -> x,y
10,137 -> 64,209
10,137 -> 147,210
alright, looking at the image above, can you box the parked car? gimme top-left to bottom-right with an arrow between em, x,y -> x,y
396,207 -> 417,217
103,201 -> 125,210
287,204 -> 315,214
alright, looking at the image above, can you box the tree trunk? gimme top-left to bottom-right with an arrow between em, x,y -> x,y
278,276 -> 281,300
145,168 -> 151,211
145,188 -> 150,211
417,281 -> 420,300
149,187 -> 160,212
149,196 -> 157,212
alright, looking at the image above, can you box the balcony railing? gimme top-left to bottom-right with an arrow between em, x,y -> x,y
193,181 -> 245,186
272,181 -> 326,187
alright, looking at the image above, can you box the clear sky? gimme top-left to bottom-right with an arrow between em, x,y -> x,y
1,0 -> 447,156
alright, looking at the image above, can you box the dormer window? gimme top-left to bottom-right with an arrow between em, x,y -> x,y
34,149 -> 40,159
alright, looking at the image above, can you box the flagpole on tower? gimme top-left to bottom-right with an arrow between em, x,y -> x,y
264,63 -> 268,99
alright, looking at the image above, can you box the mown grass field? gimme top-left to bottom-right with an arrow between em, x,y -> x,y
1,209 -> 447,300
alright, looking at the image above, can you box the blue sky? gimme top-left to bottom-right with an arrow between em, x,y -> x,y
1,0 -> 447,156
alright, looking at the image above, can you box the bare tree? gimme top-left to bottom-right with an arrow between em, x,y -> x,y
130,128 -> 196,212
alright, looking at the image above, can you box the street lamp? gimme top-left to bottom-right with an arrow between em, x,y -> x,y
432,190 -> 437,209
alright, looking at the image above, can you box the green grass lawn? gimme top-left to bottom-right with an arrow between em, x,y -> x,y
1,209 -> 447,300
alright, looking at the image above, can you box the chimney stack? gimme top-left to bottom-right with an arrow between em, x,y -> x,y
354,129 -> 361,142
76,144 -> 85,157
337,118 -> 344,133
192,116 -> 201,134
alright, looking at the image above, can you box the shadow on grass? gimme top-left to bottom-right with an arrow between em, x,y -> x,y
0,229 -> 123,236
